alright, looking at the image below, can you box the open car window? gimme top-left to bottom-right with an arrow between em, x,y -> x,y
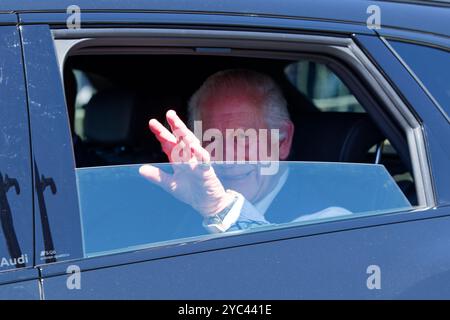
78,162 -> 412,257
61,51 -> 421,259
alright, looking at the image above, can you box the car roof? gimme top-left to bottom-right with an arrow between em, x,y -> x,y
1,0 -> 449,37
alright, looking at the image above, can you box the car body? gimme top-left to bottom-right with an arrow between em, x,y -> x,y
0,0 -> 449,299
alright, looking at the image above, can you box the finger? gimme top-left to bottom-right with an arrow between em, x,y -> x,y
165,110 -> 200,146
170,140 -> 193,164
139,164 -> 173,191
149,118 -> 177,144
148,119 -> 177,159
191,142 -> 211,164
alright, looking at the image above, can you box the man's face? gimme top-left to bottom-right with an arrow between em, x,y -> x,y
199,90 -> 291,203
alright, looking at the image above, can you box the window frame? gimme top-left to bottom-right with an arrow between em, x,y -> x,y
21,25 -> 85,269
41,27 -> 434,270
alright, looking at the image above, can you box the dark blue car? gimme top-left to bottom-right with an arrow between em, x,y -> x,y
0,0 -> 449,299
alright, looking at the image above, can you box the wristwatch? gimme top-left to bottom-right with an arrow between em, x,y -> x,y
202,190 -> 244,233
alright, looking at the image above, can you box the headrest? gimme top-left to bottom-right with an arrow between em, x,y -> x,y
293,112 -> 385,163
83,89 -> 139,145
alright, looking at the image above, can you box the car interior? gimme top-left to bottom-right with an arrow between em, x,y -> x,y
63,54 -> 418,205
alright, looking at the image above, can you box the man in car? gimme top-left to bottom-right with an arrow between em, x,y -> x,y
140,69 -> 350,233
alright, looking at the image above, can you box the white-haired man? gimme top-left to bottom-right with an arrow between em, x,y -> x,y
140,69 -> 350,233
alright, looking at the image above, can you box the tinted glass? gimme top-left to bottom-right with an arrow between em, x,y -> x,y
390,40 -> 450,119
77,162 -> 411,257
285,60 -> 365,113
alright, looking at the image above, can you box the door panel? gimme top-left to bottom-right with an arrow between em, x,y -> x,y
0,24 -> 39,298
0,281 -> 40,300
43,208 -> 450,299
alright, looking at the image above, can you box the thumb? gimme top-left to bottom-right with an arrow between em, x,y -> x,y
139,164 -> 172,190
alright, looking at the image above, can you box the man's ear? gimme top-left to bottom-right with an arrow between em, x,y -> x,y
278,120 -> 295,160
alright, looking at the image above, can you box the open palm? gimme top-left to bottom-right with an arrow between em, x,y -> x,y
139,110 -> 233,216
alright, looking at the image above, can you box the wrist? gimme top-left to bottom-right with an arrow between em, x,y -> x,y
202,190 -> 243,233
206,189 -> 236,216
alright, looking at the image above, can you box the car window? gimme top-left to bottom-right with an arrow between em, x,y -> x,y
78,162 -> 411,257
0,27 -> 33,271
62,53 -> 419,259
388,40 -> 450,120
285,60 -> 365,113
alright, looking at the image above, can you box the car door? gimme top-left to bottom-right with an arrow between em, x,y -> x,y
0,18 -> 40,299
22,15 -> 450,299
